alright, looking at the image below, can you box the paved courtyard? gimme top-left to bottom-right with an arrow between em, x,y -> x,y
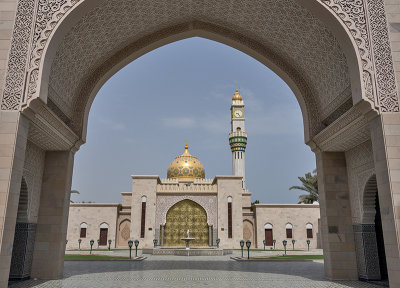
9,252 -> 385,288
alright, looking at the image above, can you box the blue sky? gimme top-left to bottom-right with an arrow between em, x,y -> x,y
71,37 -> 315,204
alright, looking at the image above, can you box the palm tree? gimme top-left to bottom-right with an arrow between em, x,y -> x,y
289,170 -> 318,204
70,190 -> 80,203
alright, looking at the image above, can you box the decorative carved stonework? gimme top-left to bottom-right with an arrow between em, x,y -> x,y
353,224 -> 381,280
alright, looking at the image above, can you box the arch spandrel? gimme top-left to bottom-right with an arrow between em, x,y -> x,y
10,0 -> 379,146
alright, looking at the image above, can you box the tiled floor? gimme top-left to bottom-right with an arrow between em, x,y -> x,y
9,254 -> 384,288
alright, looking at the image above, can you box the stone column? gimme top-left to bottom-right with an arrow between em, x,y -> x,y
316,152 -> 358,280
209,225 -> 212,247
30,151 -> 74,279
370,114 -> 400,286
160,225 -> 164,247
212,228 -> 218,246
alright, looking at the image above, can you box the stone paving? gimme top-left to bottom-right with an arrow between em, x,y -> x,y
9,253 -> 384,288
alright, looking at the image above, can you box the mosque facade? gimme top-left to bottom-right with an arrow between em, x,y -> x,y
66,90 -> 320,250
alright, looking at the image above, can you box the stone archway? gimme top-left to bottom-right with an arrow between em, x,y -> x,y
164,200 -> 209,247
243,220 -> 254,244
0,1 -> 400,287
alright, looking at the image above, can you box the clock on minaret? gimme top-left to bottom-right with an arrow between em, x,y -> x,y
229,89 -> 247,188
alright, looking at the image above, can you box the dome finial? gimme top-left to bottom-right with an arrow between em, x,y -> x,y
232,88 -> 243,101
183,141 -> 190,156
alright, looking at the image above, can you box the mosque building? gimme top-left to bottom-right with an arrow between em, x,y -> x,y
66,90 -> 320,250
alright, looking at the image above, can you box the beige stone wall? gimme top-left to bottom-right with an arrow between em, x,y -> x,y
253,204 -> 320,250
130,176 -> 158,248
215,176 -> 244,249
0,0 -> 17,97
242,191 -> 251,207
66,204 -> 119,250
121,192 -> 131,206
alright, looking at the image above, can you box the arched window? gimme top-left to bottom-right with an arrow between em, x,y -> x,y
99,223 -> 109,245
141,196 -> 147,238
306,223 -> 313,238
80,223 -> 87,238
228,197 -> 232,238
286,223 -> 293,238
264,223 -> 273,246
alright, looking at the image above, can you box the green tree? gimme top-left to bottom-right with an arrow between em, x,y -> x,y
289,170 -> 318,204
251,200 -> 260,205
70,190 -> 80,203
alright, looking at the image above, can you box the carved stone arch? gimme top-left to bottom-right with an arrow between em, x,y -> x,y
362,174 -> 378,224
8,0 -> 383,143
243,219 -> 254,243
117,218 -> 131,247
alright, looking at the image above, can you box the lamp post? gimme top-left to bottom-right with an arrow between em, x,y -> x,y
108,239 -> 112,251
90,239 -> 94,254
246,240 -> 251,260
263,239 -> 266,251
97,239 -> 100,249
282,240 -> 287,255
128,240 -> 133,259
153,239 -> 158,248
240,240 -> 244,258
273,239 -> 276,250
216,238 -> 220,248
78,238 -> 82,250
292,239 -> 296,250
306,240 -> 310,251
134,240 -> 139,257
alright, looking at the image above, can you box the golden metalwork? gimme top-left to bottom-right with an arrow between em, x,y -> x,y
163,200 -> 209,247
167,143 -> 205,180
232,88 -> 242,101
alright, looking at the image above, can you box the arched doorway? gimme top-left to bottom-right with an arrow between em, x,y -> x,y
9,178 -> 36,281
117,219 -> 131,247
355,175 -> 388,281
264,223 -> 273,246
243,220 -> 254,244
164,200 -> 208,247
99,223 -> 109,246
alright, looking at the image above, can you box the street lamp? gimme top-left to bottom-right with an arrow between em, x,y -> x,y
78,238 -> 82,250
240,240 -> 244,258
97,239 -> 100,249
246,240 -> 251,260
282,240 -> 287,255
306,239 -> 310,251
89,239 -> 94,254
216,238 -> 220,248
134,240 -> 139,257
273,239 -> 276,250
108,239 -> 112,251
153,239 -> 158,248
263,239 -> 266,251
128,240 -> 133,259
292,239 -> 296,250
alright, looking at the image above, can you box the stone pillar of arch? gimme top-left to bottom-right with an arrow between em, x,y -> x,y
316,151 -> 358,280
30,151 -> 74,279
0,112 -> 29,287
370,114 -> 400,286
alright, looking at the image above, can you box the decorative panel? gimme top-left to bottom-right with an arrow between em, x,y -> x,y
163,200 -> 209,247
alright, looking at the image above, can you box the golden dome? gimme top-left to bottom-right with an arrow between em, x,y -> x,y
232,89 -> 243,101
167,143 -> 205,181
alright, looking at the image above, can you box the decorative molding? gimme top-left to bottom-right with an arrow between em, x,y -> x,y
156,195 -> 217,227
320,0 -> 376,106
366,0 -> 399,112
26,0 -> 81,101
1,0 -> 36,110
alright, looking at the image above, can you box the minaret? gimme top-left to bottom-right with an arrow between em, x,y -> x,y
229,89 -> 247,188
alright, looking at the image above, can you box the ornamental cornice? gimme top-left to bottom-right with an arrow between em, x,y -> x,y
22,99 -> 82,151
